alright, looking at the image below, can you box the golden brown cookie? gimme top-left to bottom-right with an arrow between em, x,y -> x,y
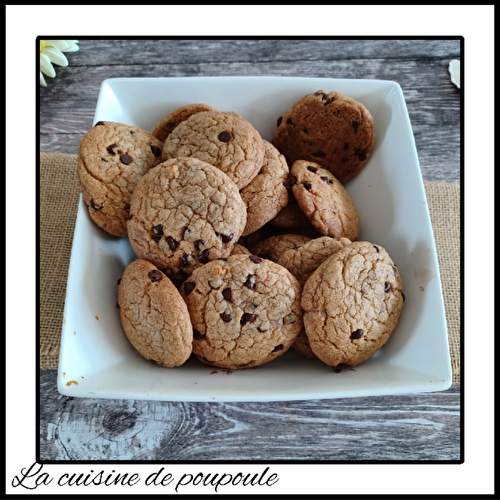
291,161 -> 360,241
180,254 -> 303,369
273,90 -> 376,183
277,236 -> 351,287
162,110 -> 265,189
250,233 -> 312,262
292,331 -> 316,359
127,158 -> 247,279
269,198 -> 313,229
151,103 -> 217,142
231,243 -> 252,255
240,140 -> 289,236
77,121 -> 164,237
117,259 -> 192,367
301,241 -> 404,368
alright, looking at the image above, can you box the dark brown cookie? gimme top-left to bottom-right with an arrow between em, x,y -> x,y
273,90 -> 376,183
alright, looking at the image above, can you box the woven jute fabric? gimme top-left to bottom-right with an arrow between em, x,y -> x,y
39,152 -> 461,385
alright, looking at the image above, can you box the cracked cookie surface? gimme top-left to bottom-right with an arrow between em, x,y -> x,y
151,103 -> 217,142
180,254 -> 303,369
291,160 -> 360,241
240,140 -> 289,236
273,90 -> 376,183
301,241 -> 404,367
77,121 -> 164,237
251,233 -> 312,263
127,157 -> 247,278
162,110 -> 265,189
231,243 -> 252,255
118,259 -> 192,367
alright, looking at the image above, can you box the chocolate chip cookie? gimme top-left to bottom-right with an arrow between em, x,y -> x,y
291,160 -> 360,241
77,121 -> 164,237
277,236 -> 351,287
301,241 -> 404,367
117,259 -> 192,367
151,103 -> 217,142
251,233 -> 312,262
240,140 -> 289,236
273,90 -> 376,183
127,157 -> 247,278
180,254 -> 303,369
231,243 -> 252,255
162,110 -> 265,189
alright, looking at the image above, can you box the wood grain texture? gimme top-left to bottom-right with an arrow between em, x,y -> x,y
39,40 -> 461,183
40,371 -> 460,461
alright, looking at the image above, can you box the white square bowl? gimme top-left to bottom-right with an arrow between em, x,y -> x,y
57,76 -> 452,401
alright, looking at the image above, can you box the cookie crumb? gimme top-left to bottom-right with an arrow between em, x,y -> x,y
66,380 -> 78,386
95,316 -> 99,320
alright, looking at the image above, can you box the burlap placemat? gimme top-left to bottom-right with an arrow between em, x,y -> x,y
40,152 -> 461,385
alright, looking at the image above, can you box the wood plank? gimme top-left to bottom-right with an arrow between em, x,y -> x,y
40,371 -> 460,461
66,39 -> 461,67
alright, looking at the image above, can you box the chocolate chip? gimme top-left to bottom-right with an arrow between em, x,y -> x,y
272,344 -> 284,352
194,239 -> 205,250
243,275 -> 255,290
307,166 -> 318,173
249,255 -> 262,264
312,150 -> 326,158
193,329 -> 206,339
129,215 -> 134,220
124,204 -> 130,210
385,282 -> 392,293
130,130 -> 136,135
283,174 -> 297,190
303,182 -> 312,191
152,224 -> 164,236
220,312 -> 232,323
120,154 -> 132,165
198,249 -> 210,264
95,121 -> 105,126
218,131 -> 231,142
324,97 -> 335,105
352,121 -> 360,133
107,144 -> 118,155
287,118 -> 295,126
166,236 -> 178,251
320,176 -> 329,183
101,158 -> 108,162
328,180 -> 333,184
402,293 -> 406,303
302,127 -> 308,134
315,91 -> 326,100
117,278 -> 122,285
241,313 -> 257,325
91,200 -> 102,210
152,234 -> 162,243
184,282 -> 196,295
221,233 -> 234,243
116,302 -> 120,309
373,245 -> 379,253
222,288 -> 232,301
341,158 -> 348,163
151,145 -> 162,157
148,269 -> 162,282
333,364 -> 344,373
181,254 -> 190,267
355,148 -> 367,161
344,143 -> 349,150
277,116 -> 283,127
350,329 -> 364,339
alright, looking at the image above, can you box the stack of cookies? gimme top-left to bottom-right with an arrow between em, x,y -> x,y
76,91 -> 404,373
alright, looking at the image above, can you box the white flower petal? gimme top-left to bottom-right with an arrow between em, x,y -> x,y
40,53 -> 56,78
43,47 -> 69,67
449,60 -> 460,89
64,44 -> 80,52
40,71 -> 47,87
46,40 -> 69,51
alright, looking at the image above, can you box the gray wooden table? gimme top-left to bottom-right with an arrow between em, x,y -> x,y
39,39 -> 461,461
